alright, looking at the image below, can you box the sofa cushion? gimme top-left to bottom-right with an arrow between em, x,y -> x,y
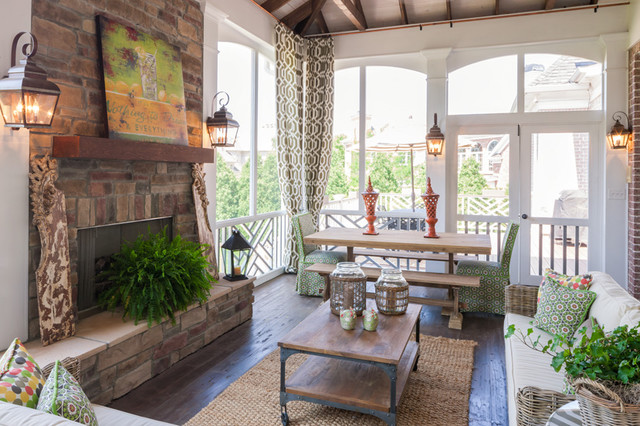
621,308 -> 640,329
36,361 -> 97,426
533,283 -> 596,339
0,338 -> 46,408
588,272 -> 640,331
0,400 -> 81,425
505,313 -> 567,426
92,405 -> 177,425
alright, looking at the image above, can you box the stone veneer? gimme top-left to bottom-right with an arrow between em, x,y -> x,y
26,278 -> 254,405
27,0 -> 205,340
629,41 -> 640,299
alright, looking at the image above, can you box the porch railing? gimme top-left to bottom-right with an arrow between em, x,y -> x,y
215,211 -> 287,281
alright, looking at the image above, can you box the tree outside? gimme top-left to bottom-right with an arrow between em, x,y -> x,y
458,157 -> 488,195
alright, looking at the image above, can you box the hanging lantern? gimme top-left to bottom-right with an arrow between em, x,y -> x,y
426,113 -> 445,156
221,228 -> 252,281
206,91 -> 239,147
607,111 -> 632,150
0,32 -> 60,129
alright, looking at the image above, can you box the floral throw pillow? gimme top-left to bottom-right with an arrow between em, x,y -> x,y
36,361 -> 97,426
537,268 -> 593,302
533,281 -> 597,339
0,338 -> 45,408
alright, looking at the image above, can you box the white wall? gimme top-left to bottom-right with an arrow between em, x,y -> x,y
0,0 -> 31,346
630,0 -> 640,47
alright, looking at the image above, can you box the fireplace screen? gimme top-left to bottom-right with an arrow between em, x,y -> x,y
77,217 -> 173,318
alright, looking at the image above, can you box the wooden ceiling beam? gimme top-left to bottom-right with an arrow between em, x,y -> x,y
590,0 -> 599,5
300,0 -> 329,35
261,0 -> 294,13
282,1 -> 312,28
399,0 -> 408,24
544,0 -> 556,10
317,11 -> 329,33
495,0 -> 500,15
446,0 -> 452,21
332,0 -> 367,31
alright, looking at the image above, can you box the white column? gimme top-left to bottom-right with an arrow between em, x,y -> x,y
422,48 -> 451,233
0,1 -> 31,346
600,33 -> 629,287
203,2 -> 228,229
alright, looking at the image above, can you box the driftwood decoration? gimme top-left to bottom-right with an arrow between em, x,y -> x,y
29,155 -> 75,346
192,164 -> 219,281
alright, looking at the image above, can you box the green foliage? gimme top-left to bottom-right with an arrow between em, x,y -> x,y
506,322 -> 640,385
98,227 -> 215,327
458,157 -> 487,195
367,153 -> 399,193
326,135 -> 350,198
257,154 -> 282,214
216,159 -> 241,221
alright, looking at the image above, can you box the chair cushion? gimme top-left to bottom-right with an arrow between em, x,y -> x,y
36,361 -> 97,426
533,282 -> 596,339
305,250 -> 348,264
456,260 -> 502,274
0,338 -> 45,408
588,271 -> 640,331
537,268 -> 593,302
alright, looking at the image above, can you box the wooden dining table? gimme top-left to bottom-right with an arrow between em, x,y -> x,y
304,228 -> 492,273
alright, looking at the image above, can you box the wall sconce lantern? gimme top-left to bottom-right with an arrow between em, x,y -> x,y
221,228 -> 252,281
0,32 -> 60,129
607,111 -> 633,150
426,113 -> 445,156
206,91 -> 239,148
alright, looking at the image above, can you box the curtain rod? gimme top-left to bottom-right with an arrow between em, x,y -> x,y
250,1 -> 629,39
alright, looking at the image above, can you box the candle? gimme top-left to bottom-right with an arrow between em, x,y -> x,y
233,266 -> 241,276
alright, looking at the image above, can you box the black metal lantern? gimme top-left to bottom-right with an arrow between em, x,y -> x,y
206,91 -> 239,148
607,111 -> 633,150
221,228 -> 252,281
426,113 -> 445,156
0,32 -> 60,129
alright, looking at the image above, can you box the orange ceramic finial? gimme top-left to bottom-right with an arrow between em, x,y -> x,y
362,176 -> 379,235
366,177 -> 375,193
421,177 -> 440,238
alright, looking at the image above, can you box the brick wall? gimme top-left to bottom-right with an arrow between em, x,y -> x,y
28,0 -> 205,339
628,41 -> 640,299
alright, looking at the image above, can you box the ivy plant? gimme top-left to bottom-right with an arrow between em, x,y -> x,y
98,227 -> 215,327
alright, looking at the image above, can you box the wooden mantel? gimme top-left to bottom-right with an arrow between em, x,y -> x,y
52,136 -> 214,164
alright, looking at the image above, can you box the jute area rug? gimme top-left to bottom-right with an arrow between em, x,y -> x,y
185,335 -> 477,426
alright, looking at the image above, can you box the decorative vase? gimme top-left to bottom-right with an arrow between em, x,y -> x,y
363,308 -> 379,331
340,307 -> 356,330
375,268 -> 409,315
361,177 -> 379,236
330,262 -> 367,316
421,177 -> 440,239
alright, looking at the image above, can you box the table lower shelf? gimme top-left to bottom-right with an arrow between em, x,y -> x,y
285,340 -> 419,413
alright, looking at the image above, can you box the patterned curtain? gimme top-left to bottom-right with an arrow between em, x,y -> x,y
304,37 -> 335,227
275,23 -> 306,271
275,23 -> 335,272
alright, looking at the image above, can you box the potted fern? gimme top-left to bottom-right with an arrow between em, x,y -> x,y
98,227 -> 215,327
506,322 -> 640,425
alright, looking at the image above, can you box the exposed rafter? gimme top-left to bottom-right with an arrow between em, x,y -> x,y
282,2 -> 312,28
495,0 -> 500,15
317,10 -> 329,33
399,0 -> 408,24
300,0 -> 329,35
332,0 -> 367,31
545,0 -> 556,10
261,0 -> 293,13
446,0 -> 452,26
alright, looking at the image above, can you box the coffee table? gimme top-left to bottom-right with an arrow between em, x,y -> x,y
278,299 -> 421,425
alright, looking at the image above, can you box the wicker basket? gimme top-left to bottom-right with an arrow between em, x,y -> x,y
515,386 -> 575,425
573,378 -> 640,426
42,357 -> 81,382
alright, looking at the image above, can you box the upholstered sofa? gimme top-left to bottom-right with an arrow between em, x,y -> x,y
504,271 -> 640,425
0,357 -> 174,426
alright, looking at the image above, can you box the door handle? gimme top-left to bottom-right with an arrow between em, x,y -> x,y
521,214 -> 528,219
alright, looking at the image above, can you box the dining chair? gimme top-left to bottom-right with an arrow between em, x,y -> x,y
292,212 -> 347,296
456,222 -> 519,315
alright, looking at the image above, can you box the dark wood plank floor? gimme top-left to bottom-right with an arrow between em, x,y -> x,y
109,274 -> 508,425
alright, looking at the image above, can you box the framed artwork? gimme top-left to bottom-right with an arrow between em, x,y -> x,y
98,16 -> 188,145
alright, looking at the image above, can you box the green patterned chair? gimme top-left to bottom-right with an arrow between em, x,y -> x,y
456,222 -> 519,315
292,212 -> 347,296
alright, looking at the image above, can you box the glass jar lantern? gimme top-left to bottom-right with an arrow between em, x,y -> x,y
375,268 -> 409,315
330,262 -> 366,316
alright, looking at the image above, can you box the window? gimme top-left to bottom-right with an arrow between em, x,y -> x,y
324,66 -> 427,212
216,43 -> 280,221
448,55 -> 517,115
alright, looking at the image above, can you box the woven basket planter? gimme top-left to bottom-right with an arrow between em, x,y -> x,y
515,386 -> 575,425
573,378 -> 640,426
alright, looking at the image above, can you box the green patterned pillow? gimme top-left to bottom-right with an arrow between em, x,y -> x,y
0,338 -> 45,407
533,281 -> 597,339
36,361 -> 97,426
537,268 -> 593,302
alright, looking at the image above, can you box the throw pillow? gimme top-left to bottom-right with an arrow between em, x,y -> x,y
0,338 -> 45,408
533,282 -> 597,339
537,268 -> 593,302
36,360 -> 97,426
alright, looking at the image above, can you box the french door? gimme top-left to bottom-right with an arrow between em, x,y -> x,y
451,124 -> 601,285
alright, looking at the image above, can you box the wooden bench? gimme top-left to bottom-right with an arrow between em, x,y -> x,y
352,248 -> 477,264
306,263 -> 481,330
